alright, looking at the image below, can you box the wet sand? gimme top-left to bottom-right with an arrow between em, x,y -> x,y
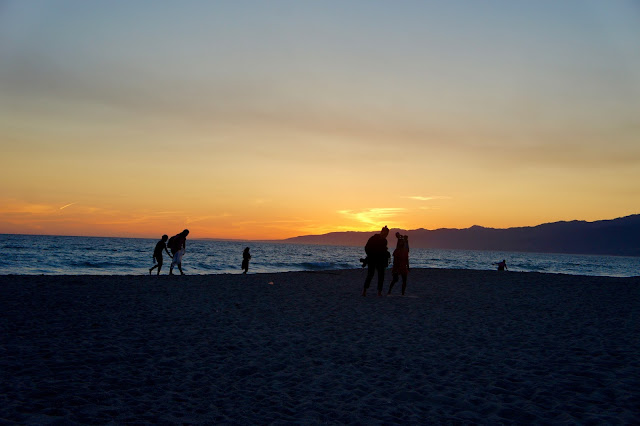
1,269 -> 639,424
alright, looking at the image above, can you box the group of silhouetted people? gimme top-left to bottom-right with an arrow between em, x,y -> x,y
149,229 -> 189,275
361,226 -> 411,296
360,226 -> 508,296
149,230 -> 252,276
149,227 -> 506,285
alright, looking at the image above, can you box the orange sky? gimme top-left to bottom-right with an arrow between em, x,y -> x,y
1,1 -> 639,240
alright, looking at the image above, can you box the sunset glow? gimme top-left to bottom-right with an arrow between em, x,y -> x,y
1,1 -> 639,239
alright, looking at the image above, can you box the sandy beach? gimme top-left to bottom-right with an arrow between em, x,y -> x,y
1,269 -> 639,424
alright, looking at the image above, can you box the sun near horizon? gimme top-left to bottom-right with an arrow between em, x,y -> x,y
1,1 -> 639,241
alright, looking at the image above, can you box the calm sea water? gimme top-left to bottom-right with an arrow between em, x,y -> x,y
1,234 -> 638,277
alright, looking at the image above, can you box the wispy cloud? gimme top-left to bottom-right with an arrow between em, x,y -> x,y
59,202 -> 77,210
404,196 -> 452,201
338,208 -> 406,226
0,199 -> 55,215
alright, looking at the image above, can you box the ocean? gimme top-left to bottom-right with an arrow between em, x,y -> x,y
1,234 -> 638,277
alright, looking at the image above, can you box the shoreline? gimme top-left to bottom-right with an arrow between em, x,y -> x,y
2,269 -> 639,423
2,266 -> 639,279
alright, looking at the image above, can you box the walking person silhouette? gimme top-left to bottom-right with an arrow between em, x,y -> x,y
168,229 -> 189,275
149,234 -> 171,275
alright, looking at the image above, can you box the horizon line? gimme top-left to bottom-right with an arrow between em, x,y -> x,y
1,213 -> 637,241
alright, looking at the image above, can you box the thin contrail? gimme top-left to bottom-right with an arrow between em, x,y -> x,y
59,202 -> 77,210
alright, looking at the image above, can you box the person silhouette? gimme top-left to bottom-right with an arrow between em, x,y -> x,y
149,234 -> 171,275
169,229 -> 189,275
242,247 -> 251,274
395,232 -> 409,251
495,259 -> 507,271
388,234 -> 409,295
362,226 -> 390,297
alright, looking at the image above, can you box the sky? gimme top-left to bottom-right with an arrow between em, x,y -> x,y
1,1 -> 639,240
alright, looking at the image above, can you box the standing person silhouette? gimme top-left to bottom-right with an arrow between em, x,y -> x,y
149,234 -> 171,275
169,229 -> 189,275
388,234 -> 409,295
362,226 -> 390,297
242,247 -> 251,274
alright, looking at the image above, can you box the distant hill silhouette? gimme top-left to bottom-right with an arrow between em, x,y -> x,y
282,215 -> 640,256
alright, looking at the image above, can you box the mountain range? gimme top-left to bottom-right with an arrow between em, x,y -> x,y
282,215 -> 640,256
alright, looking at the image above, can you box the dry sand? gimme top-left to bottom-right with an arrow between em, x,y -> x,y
1,269 -> 639,424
